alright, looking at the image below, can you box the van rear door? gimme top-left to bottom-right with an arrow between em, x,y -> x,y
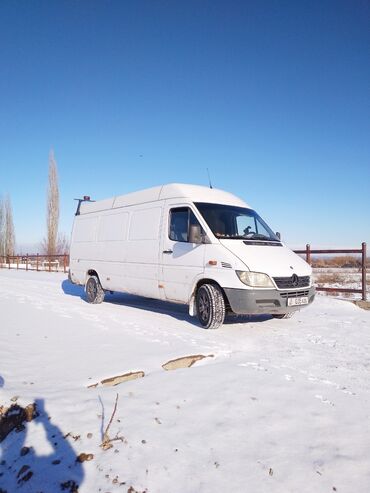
160,202 -> 205,303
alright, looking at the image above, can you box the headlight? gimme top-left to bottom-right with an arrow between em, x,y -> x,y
236,271 -> 274,288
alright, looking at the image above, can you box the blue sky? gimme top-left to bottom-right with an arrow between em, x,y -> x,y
0,0 -> 369,250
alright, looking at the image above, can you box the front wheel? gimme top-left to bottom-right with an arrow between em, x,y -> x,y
85,275 -> 105,304
196,284 -> 225,329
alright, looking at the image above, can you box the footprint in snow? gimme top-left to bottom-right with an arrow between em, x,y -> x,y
238,362 -> 267,372
315,394 -> 334,406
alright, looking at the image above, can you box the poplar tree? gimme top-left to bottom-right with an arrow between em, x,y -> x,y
46,150 -> 60,256
0,197 -> 4,257
4,195 -> 15,256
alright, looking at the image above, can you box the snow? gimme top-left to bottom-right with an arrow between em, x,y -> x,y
1,269 -> 370,493
312,267 -> 369,301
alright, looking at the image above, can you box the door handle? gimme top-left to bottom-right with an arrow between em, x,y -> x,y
163,249 -> 173,254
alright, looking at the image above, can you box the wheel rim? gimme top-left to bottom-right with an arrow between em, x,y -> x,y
87,279 -> 97,300
198,290 -> 210,323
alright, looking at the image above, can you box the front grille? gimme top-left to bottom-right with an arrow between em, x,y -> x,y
280,290 -> 309,299
274,275 -> 310,289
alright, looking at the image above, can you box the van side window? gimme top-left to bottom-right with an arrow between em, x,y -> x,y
169,208 -> 204,243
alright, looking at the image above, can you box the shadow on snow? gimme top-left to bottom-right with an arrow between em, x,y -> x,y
0,397 -> 84,493
61,279 -> 271,326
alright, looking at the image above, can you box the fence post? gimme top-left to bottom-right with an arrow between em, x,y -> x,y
63,254 -> 67,273
36,253 -> 39,272
362,242 -> 367,302
17,256 -> 19,270
26,254 -> 28,271
7,255 -> 10,269
306,244 -> 311,265
49,256 -> 51,272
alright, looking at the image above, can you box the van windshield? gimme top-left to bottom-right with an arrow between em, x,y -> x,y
195,203 -> 280,242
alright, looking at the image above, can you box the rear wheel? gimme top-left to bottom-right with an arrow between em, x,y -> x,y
272,312 -> 294,319
85,275 -> 105,304
196,284 -> 225,329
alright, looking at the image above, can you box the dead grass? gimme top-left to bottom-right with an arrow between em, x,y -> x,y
311,255 -> 367,268
100,393 -> 125,451
316,273 -> 343,284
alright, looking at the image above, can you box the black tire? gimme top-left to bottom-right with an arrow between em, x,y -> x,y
196,284 -> 226,329
272,312 -> 294,319
85,275 -> 105,304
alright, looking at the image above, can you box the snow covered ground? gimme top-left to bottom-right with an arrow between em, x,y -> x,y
1,269 -> 370,493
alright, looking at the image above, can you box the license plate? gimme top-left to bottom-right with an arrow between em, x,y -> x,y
287,296 -> 309,306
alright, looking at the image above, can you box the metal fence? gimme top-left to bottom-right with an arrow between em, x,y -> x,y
294,242 -> 367,301
1,243 -> 367,301
0,254 -> 69,273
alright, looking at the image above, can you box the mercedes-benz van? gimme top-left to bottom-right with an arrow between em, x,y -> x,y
69,184 -> 315,328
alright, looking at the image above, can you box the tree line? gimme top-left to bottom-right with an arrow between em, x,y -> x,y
0,150 -> 69,258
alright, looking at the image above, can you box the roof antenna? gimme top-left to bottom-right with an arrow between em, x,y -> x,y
206,168 -> 213,189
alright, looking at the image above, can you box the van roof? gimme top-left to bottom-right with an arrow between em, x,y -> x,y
79,183 -> 249,215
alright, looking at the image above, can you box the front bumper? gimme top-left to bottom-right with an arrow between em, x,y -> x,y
224,286 -> 316,315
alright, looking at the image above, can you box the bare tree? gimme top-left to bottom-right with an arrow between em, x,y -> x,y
4,195 -> 15,256
45,150 -> 60,256
0,197 -> 5,257
56,232 -> 70,255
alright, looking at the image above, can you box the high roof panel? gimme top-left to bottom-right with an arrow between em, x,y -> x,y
79,183 -> 249,214
160,183 -> 248,207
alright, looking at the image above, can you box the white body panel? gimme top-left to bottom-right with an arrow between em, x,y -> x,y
220,240 -> 311,277
70,200 -> 162,299
69,183 -> 313,312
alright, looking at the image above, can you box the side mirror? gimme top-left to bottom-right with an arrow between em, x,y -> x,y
276,232 -> 281,240
201,232 -> 211,244
189,224 -> 202,244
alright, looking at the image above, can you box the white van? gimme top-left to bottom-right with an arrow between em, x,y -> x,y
69,184 -> 315,328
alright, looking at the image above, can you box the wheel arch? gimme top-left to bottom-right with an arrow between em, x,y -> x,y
85,269 -> 101,285
189,277 -> 230,316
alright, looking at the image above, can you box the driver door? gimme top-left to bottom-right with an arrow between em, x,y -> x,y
160,202 -> 206,303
